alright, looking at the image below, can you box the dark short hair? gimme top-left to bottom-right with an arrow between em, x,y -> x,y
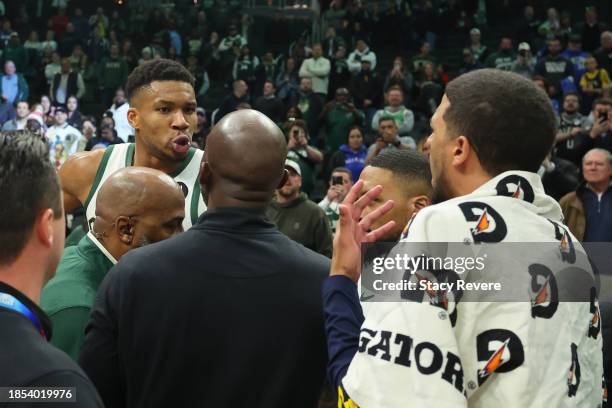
125,58 -> 195,102
331,167 -> 352,179
444,69 -> 556,174
347,125 -> 364,141
563,91 -> 580,102
593,98 -> 612,109
0,131 -> 62,266
370,150 -> 432,198
378,115 -> 396,126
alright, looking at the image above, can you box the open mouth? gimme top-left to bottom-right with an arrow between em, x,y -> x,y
170,135 -> 191,154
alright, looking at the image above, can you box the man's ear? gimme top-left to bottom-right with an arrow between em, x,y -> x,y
451,135 -> 472,168
410,195 -> 431,212
277,169 -> 289,189
127,106 -> 139,130
115,216 -> 135,246
35,209 -> 56,248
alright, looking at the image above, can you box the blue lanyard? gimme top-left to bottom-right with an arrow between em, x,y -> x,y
0,292 -> 46,338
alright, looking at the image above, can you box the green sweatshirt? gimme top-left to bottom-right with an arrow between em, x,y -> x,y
266,193 -> 333,257
99,56 -> 128,89
40,233 -> 115,360
323,105 -> 364,154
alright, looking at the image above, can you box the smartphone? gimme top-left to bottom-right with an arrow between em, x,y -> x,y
332,176 -> 343,185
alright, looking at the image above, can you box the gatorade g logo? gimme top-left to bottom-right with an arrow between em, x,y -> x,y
177,182 -> 189,198
476,329 -> 524,385
588,287 -> 601,339
458,202 -> 507,243
528,263 -> 559,319
549,220 -> 576,264
568,343 -> 581,397
495,175 -> 535,203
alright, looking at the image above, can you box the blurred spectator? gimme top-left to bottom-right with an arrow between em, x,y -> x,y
320,87 -> 364,154
350,59 -> 379,126
595,31 -> 612,76
468,28 -> 490,63
284,106 -> 302,122
326,126 -> 367,183
560,148 -> 612,242
68,44 -> 88,74
328,45 -> 351,97
50,57 -> 85,105
289,35 -> 311,69
587,98 -> 612,153
185,55 -> 209,105
486,36 -> 515,71
289,77 -> 323,140
347,39 -> 377,75
371,86 -> 414,137
383,56 -> 413,105
58,23 -> 79,57
41,30 -> 58,53
535,37 -> 574,97
50,7 -> 69,37
0,18 -> 11,46
232,44 -> 259,91
40,95 -> 53,125
98,44 -> 128,107
323,0 -> 347,31
563,35 -> 589,82
286,119 -> 323,197
24,30 -> 43,54
218,24 -> 246,54
25,110 -> 45,137
4,32 -> 27,72
89,7 -> 109,39
87,30 -> 109,64
580,56 -> 611,114
120,39 -> 138,70
109,10 -> 126,39
538,8 -> 561,38
414,62 -> 444,117
72,8 -> 90,39
538,151 -> 580,201
85,124 -> 122,151
47,105 -> 83,169
266,159 -> 332,257
511,42 -> 536,79
44,51 -> 62,86
459,48 -> 484,76
580,6 -> 608,53
411,42 -> 437,75
0,99 -> 15,125
275,56 -> 299,102
78,117 -> 96,152
109,91 -> 133,143
366,116 -> 416,164
0,60 -> 28,104
299,43 -> 330,98
108,88 -> 126,113
254,80 -> 284,124
555,92 -> 590,166
66,96 -> 82,129
557,12 -> 574,43
318,167 -> 353,234
1,100 -> 28,131
323,27 -> 345,59
255,51 -> 278,92
192,107 -> 210,149
218,79 -> 249,121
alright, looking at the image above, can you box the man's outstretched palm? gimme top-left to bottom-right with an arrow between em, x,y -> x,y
331,180 -> 395,282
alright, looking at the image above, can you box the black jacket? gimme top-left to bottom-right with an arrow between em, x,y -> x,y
79,208 -> 330,408
0,281 -> 102,408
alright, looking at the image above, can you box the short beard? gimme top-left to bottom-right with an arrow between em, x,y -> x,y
279,187 -> 299,198
431,172 -> 453,205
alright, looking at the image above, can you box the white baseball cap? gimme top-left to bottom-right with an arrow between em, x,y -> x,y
285,159 -> 301,176
518,42 -> 531,51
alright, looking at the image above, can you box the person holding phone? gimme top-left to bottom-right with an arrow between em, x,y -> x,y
286,119 -> 323,197
318,167 -> 353,234
588,98 -> 612,152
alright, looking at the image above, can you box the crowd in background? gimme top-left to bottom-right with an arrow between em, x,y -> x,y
0,0 -> 611,250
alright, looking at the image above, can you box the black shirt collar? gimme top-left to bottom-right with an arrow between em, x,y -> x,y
193,207 -> 275,232
0,281 -> 52,340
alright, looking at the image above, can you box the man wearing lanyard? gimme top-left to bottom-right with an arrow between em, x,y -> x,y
0,130 -> 103,407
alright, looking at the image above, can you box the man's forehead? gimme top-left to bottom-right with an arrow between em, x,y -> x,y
137,80 -> 195,100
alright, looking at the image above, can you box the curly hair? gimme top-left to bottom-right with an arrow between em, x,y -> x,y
125,58 -> 195,101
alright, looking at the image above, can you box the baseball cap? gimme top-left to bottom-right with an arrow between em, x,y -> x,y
55,105 -> 68,113
470,28 -> 481,36
285,159 -> 301,177
518,42 -> 531,51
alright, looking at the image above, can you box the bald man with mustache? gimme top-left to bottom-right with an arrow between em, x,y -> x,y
41,167 -> 185,361
79,110 -> 330,408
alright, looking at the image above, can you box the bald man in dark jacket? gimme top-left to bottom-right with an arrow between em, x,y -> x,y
79,110 -> 329,408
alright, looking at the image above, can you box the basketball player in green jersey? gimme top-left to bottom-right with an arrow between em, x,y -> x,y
60,59 -> 206,231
